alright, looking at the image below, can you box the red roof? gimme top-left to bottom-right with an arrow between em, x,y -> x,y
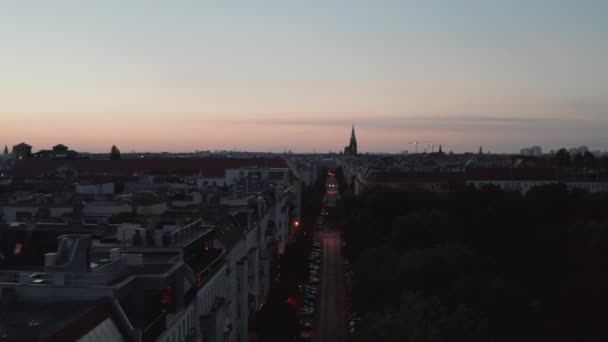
11,157 -> 288,179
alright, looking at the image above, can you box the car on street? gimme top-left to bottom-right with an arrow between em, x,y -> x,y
297,309 -> 314,317
296,330 -> 312,341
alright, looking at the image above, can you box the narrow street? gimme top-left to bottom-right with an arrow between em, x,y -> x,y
317,231 -> 347,342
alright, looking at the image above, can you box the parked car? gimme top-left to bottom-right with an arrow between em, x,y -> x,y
297,330 -> 313,341
299,319 -> 313,331
300,324 -> 313,332
297,309 -> 314,317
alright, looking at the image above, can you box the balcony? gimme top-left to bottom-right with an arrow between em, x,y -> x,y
185,248 -> 223,276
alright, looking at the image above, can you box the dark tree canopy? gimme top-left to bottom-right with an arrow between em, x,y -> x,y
555,148 -> 571,167
342,185 -> 608,342
110,145 -> 121,160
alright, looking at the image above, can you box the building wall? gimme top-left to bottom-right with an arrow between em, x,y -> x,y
136,202 -> 167,215
82,203 -> 132,217
171,192 -> 203,208
76,183 -> 115,195
566,182 -> 608,193
469,180 -> 608,194
1,206 -> 72,222
224,241 -> 246,342
196,177 -> 227,189
158,263 -> 227,342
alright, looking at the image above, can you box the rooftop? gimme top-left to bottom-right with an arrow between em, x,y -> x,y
0,300 -> 105,342
11,157 -> 289,179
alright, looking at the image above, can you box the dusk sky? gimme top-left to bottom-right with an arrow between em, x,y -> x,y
1,1 -> 607,153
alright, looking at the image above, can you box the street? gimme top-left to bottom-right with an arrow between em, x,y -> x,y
317,231 -> 347,342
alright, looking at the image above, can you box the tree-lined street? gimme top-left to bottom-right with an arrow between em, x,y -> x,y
317,231 -> 347,342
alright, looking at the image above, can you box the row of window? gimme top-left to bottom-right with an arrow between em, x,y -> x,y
472,181 -> 608,192
163,273 -> 223,342
164,306 -> 196,342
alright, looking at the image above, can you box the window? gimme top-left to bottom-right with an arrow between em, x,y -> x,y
269,171 -> 285,180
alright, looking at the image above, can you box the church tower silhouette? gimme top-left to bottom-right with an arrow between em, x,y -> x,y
344,125 -> 358,155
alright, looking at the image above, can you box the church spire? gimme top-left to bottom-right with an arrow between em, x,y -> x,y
3,145 -> 7,155
348,124 -> 358,155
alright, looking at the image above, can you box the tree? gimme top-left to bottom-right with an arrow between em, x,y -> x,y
343,184 -> 608,341
583,151 -> 597,169
335,166 -> 348,193
389,210 -> 461,251
573,152 -> 584,169
356,291 -> 490,342
110,145 -> 121,160
556,148 -> 571,167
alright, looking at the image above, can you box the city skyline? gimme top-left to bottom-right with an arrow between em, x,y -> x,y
1,1 -> 607,153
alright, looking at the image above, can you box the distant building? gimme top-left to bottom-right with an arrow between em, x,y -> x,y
344,125 -> 358,156
352,167 -> 608,195
11,143 -> 32,161
530,146 -> 542,156
569,146 -> 589,156
32,144 -> 81,160
466,168 -> 608,193
354,168 -> 465,195
0,145 -> 9,166
520,146 -> 542,156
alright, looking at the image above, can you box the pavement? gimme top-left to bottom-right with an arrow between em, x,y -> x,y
316,231 -> 347,342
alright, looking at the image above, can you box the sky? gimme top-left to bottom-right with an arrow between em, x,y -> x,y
1,0 -> 607,154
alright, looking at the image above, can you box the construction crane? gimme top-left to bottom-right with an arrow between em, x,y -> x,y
408,141 -> 426,153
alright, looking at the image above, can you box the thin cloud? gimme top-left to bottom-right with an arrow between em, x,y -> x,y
218,114 -> 585,131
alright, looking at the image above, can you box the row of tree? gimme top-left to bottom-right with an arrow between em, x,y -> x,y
554,148 -> 606,168
341,184 -> 608,341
